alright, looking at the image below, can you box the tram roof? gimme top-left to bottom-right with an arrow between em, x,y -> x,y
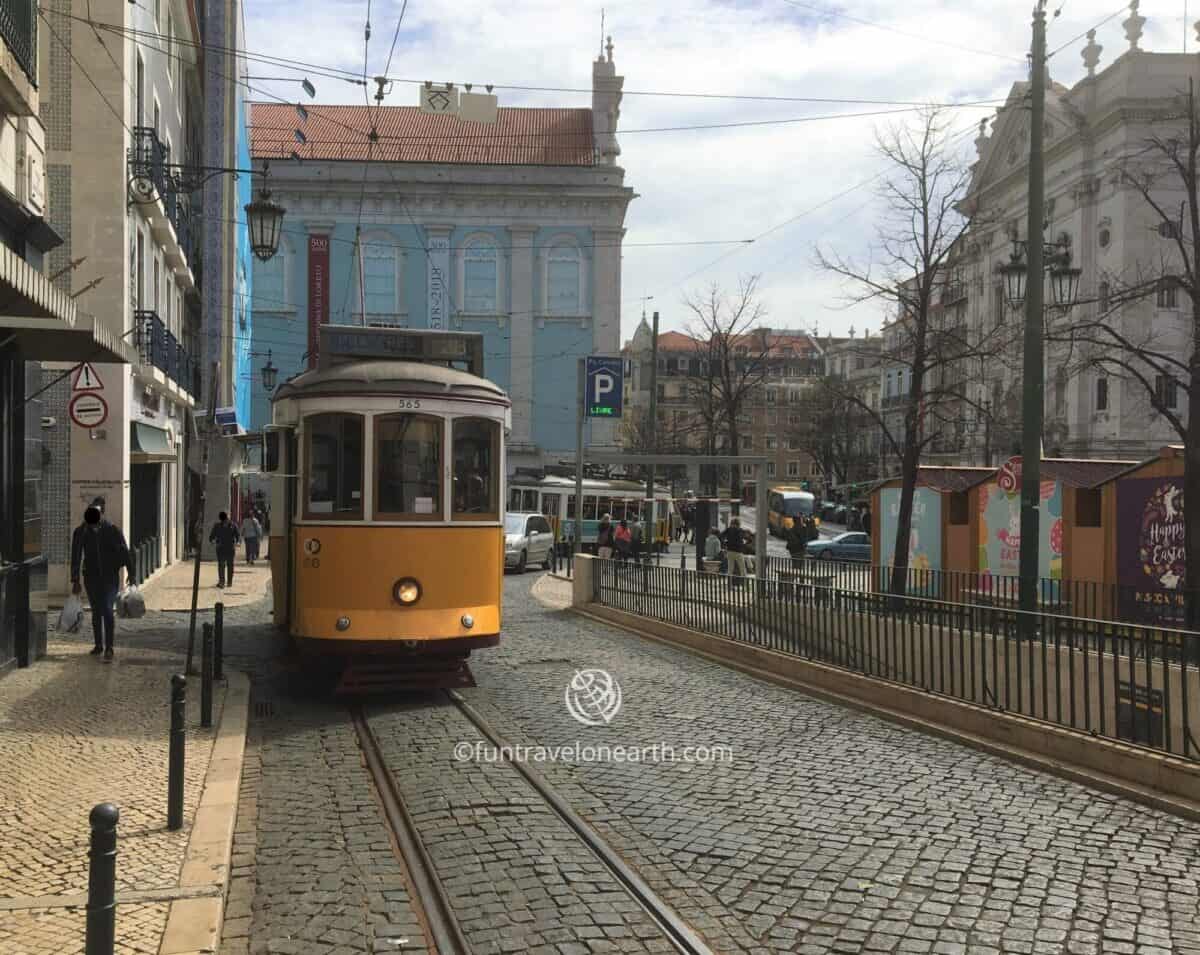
273,359 -> 508,404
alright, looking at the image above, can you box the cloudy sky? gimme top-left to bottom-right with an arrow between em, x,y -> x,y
245,0 -> 1191,342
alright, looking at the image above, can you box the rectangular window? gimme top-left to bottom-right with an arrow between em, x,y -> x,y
452,418 -> 499,520
547,261 -> 579,314
1076,488 -> 1102,528
1156,375 -> 1179,409
305,414 -> 364,519
949,492 -> 969,525
742,463 -> 753,477
583,496 -> 598,520
766,389 -> 776,404
1156,278 -> 1178,309
364,246 -> 397,315
464,249 -> 498,312
1096,377 -> 1108,411
787,461 -> 800,477
766,462 -> 776,478
375,414 -> 442,519
788,437 -> 800,450
765,436 -> 777,450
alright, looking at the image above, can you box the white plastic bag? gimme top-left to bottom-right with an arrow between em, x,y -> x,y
58,594 -> 84,633
118,586 -> 146,619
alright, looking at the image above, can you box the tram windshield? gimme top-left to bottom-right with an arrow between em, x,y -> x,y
452,418 -> 499,520
305,414 -> 363,519
375,414 -> 442,519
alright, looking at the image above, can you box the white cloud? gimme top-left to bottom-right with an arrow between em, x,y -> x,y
245,0 -> 1192,340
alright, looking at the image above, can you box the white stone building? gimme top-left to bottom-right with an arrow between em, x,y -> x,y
961,6 -> 1197,462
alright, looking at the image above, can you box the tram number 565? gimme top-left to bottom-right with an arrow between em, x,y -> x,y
398,399 -> 422,410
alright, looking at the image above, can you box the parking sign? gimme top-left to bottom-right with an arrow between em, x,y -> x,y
585,356 -> 623,418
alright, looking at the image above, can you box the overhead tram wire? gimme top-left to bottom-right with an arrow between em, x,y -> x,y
776,0 -> 1025,63
1047,3 -> 1129,58
44,7 -> 1009,111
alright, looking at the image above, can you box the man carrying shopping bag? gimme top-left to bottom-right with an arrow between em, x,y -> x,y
70,502 -> 135,661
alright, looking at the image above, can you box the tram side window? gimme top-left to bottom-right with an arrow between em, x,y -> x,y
452,418 -> 500,520
583,496 -> 598,521
305,414 -> 364,519
567,495 -> 576,518
376,414 -> 442,519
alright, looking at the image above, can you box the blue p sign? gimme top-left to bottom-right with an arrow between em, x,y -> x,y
586,356 -> 623,418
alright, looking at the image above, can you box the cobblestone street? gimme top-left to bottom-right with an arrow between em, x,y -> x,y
198,571 -> 1200,955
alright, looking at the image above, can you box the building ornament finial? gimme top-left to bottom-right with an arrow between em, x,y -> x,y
1123,0 -> 1145,52
1082,29 -> 1102,76
606,35 -> 614,63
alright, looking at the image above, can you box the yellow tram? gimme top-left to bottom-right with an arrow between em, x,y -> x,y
264,326 -> 509,688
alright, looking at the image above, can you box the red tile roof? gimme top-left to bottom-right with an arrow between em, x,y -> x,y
249,103 -> 596,166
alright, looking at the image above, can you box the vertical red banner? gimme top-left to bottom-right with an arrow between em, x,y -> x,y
307,235 -> 330,369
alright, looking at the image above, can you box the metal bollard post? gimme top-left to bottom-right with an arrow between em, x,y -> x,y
200,623 -> 213,728
168,675 -> 186,830
213,603 -> 224,682
85,802 -> 119,955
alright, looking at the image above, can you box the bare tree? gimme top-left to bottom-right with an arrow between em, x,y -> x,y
681,276 -> 772,509
788,376 -> 881,490
816,109 -> 998,594
1047,82 -> 1200,607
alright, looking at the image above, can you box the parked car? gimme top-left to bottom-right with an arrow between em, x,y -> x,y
504,512 -> 555,572
805,531 -> 871,562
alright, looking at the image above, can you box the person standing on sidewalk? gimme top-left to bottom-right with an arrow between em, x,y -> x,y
722,517 -> 749,581
241,511 -> 263,565
70,502 -> 135,661
209,512 -> 241,588
596,514 -> 614,560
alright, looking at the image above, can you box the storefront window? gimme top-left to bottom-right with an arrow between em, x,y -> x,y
305,414 -> 363,519
452,418 -> 499,520
376,414 -> 442,519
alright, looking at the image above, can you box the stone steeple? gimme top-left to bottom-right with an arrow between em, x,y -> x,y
592,36 -> 624,165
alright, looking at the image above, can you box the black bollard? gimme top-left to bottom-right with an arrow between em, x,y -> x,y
85,802 -> 119,955
213,603 -> 224,682
201,623 -> 213,729
168,675 -> 186,831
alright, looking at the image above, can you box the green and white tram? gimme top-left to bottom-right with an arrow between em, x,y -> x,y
507,475 -> 673,551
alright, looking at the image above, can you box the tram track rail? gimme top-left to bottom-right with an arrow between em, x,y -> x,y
352,691 -> 717,955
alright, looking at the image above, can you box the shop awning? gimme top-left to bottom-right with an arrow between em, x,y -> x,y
131,422 -> 177,463
0,313 -> 140,364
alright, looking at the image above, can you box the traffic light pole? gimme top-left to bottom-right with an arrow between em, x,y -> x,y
645,311 -> 660,549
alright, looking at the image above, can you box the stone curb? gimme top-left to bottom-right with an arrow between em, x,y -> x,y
572,605 -> 1200,823
159,670 -> 250,955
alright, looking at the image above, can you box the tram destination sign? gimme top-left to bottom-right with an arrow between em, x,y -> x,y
318,326 -> 483,376
586,356 -> 623,418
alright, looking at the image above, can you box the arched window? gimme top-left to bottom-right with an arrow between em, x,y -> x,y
463,236 -> 499,313
546,240 -> 582,315
361,236 -> 402,324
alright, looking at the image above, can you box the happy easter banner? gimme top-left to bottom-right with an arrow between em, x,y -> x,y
977,480 -> 1063,580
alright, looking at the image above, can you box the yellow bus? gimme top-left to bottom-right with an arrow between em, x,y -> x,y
767,487 -> 817,536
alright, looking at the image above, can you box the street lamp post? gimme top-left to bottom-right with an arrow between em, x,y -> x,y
1002,0 -> 1083,616
260,351 -> 278,391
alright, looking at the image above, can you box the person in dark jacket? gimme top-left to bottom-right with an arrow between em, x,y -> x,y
786,519 -> 809,563
209,512 -> 241,588
70,501 -> 135,660
721,517 -> 749,578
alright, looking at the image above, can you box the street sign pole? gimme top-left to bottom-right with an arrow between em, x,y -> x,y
574,358 -> 585,560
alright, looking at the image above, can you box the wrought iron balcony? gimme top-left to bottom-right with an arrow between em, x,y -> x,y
130,127 -> 171,203
135,310 -> 194,395
0,0 -> 36,83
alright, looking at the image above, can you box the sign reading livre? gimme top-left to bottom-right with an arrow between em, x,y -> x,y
69,392 -> 108,429
585,356 -> 623,418
308,235 -> 330,369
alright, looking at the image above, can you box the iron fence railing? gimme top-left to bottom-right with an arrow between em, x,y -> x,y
759,555 -> 1200,630
0,0 -> 36,82
134,310 -> 194,393
592,558 -> 1200,761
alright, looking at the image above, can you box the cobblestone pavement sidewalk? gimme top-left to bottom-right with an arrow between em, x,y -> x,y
140,547 -> 273,612
0,612 -> 241,954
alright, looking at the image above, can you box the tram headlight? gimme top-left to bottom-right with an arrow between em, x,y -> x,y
393,577 -> 422,606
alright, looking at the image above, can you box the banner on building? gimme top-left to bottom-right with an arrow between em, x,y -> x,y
977,480 -> 1063,582
1117,476 -> 1186,623
879,486 -> 941,593
308,235 -> 330,368
427,235 -> 450,329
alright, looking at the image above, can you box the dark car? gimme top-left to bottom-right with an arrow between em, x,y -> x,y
805,531 -> 871,562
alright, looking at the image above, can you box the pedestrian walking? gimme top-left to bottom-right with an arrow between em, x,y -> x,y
209,512 -> 241,588
241,511 -> 263,565
70,499 -> 135,661
596,513 -> 615,560
722,517 -> 749,581
786,519 -> 808,564
630,515 -> 644,563
614,519 -> 632,560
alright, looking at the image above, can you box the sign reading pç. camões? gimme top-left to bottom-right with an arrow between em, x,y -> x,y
69,392 -> 108,429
